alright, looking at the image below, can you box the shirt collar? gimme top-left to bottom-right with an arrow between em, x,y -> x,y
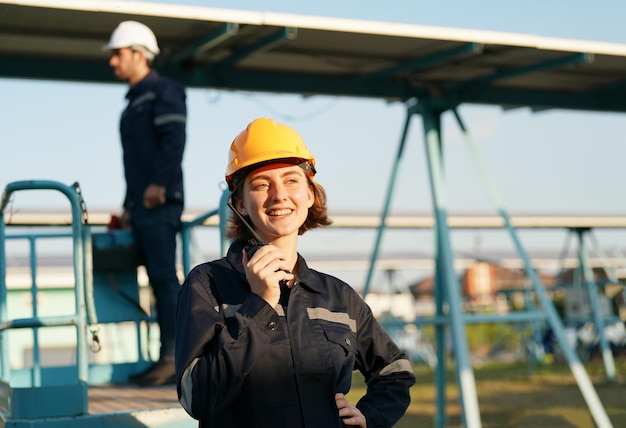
126,69 -> 159,99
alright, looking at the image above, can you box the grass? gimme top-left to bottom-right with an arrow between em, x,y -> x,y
347,357 -> 626,427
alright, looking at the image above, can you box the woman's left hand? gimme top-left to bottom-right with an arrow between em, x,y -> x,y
335,393 -> 366,427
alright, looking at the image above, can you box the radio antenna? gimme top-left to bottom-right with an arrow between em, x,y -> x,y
226,195 -> 265,244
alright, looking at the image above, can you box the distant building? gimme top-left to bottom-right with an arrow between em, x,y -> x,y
409,260 -> 558,314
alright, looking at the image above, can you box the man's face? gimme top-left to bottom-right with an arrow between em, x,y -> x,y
108,47 -> 142,83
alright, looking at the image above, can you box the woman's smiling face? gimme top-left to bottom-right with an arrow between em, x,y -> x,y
237,163 -> 314,242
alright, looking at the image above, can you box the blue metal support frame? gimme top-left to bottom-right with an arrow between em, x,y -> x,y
180,188 -> 231,275
453,111 -> 613,427
574,228 -> 616,380
421,102 -> 482,428
181,207 -> 219,276
363,100 -> 616,426
362,101 -> 481,427
589,231 -> 621,284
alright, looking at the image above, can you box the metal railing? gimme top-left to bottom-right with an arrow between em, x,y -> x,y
0,180 -> 94,385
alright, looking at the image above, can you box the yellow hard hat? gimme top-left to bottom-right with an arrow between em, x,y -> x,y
225,118 -> 316,190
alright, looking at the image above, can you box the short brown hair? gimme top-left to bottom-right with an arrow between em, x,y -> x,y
227,180 -> 333,241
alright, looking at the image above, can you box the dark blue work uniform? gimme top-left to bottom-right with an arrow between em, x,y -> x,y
121,69 -> 186,362
176,240 -> 415,428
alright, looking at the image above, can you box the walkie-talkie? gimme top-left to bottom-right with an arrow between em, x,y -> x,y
227,198 -> 290,286
244,237 -> 265,259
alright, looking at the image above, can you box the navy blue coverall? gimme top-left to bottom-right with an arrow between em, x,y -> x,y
176,240 -> 415,428
120,69 -> 186,362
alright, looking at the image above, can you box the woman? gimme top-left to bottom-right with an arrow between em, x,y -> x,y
175,118 -> 415,428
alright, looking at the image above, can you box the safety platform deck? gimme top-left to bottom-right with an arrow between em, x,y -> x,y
87,384 -> 180,414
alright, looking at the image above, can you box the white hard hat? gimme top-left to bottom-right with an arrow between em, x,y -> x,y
103,21 -> 160,57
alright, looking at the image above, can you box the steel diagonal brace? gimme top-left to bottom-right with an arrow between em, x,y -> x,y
216,27 -> 298,69
168,22 -> 240,64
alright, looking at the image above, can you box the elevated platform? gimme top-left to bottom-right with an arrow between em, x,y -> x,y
1,384 -> 194,428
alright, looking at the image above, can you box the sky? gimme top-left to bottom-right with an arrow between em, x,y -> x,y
2,0 -> 626,284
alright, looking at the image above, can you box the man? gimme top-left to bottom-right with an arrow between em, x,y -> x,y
103,20 -> 187,386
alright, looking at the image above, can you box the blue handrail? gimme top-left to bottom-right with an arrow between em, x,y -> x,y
0,180 -> 90,384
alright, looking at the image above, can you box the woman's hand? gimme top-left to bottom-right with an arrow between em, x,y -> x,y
335,393 -> 366,427
243,244 -> 293,307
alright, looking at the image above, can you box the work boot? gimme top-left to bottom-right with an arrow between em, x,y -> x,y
131,360 -> 176,387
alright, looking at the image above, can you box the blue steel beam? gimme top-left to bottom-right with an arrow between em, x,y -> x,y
361,42 -> 484,79
28,237 -> 41,386
575,228 -> 617,381
588,232 -> 620,283
3,55 -> 626,112
451,52 -> 593,88
377,311 -> 547,328
421,102 -> 482,428
214,27 -> 298,69
433,223 -> 447,428
362,109 -> 412,298
0,314 -> 82,330
434,83 -> 626,113
422,105 -> 449,428
167,23 -> 240,65
174,66 -> 418,99
179,67 -> 626,113
0,200 -> 7,381
219,188 -> 231,258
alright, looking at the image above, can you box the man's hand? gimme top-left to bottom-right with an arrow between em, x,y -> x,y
143,184 -> 166,209
336,393 -> 366,427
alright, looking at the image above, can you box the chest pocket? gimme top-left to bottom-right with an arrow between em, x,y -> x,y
306,307 -> 357,364
318,322 -> 358,392
321,323 -> 356,355
319,321 -> 357,371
